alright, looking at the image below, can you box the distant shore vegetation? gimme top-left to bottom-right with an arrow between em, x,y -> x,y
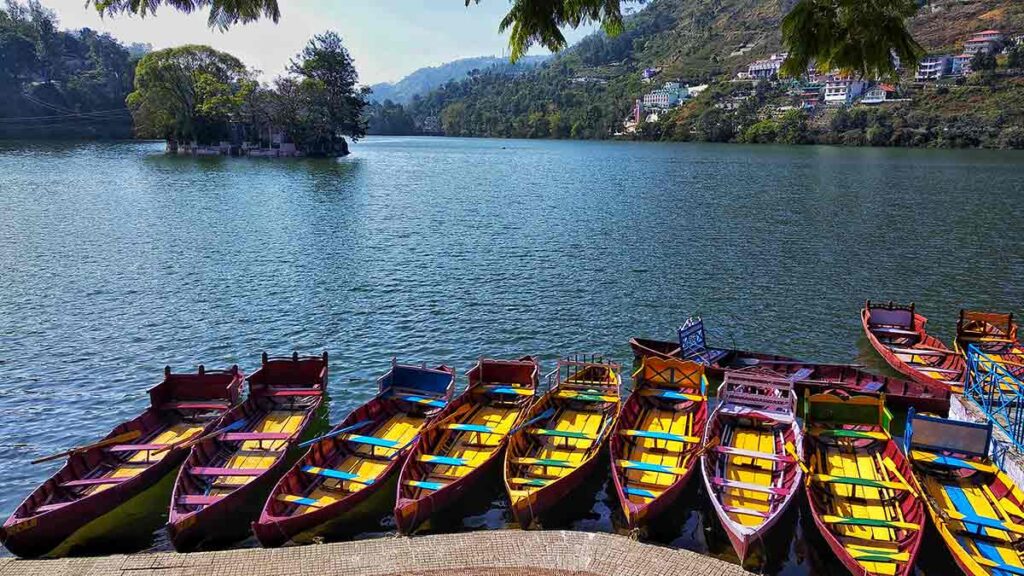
0,0 -> 140,139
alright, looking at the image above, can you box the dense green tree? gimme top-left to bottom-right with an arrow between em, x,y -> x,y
126,45 -> 255,144
366,99 -> 418,135
1008,46 -> 1024,69
741,119 -> 778,143
971,51 -> 997,73
0,0 -> 137,138
289,31 -> 367,141
776,109 -> 808,144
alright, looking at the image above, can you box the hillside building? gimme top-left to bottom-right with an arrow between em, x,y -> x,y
964,30 -> 1004,55
824,77 -> 866,105
642,82 -> 688,109
916,56 -> 951,81
747,53 -> 788,80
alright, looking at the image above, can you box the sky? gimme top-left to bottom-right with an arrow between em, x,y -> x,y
38,0 -> 596,85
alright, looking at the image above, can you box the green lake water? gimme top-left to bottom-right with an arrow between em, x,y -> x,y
1,137 -> 1023,571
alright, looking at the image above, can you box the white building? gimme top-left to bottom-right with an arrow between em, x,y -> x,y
824,78 -> 866,105
641,81 -> 688,109
860,84 -> 897,105
916,56 -> 950,81
747,53 -> 788,79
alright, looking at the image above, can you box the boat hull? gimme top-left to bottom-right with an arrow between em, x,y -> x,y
168,449 -> 298,551
395,446 -> 504,534
509,445 -> 608,528
254,458 -> 403,546
254,361 -> 455,547
861,303 -> 965,392
1,460 -> 180,558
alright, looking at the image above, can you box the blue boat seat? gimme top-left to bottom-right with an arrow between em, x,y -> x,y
301,465 -> 375,485
417,454 -> 468,467
404,479 -> 445,491
338,434 -> 399,449
445,423 -> 495,433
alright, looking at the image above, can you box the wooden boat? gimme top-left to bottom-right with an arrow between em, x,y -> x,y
394,357 -> 539,534
504,355 -> 620,528
862,300 -> 966,392
804,391 -> 925,576
629,329 -> 949,415
904,409 -> 1024,576
955,310 -> 1024,380
609,356 -> 707,530
253,360 -> 455,546
0,365 -> 243,558
167,352 -> 328,551
700,368 -> 802,562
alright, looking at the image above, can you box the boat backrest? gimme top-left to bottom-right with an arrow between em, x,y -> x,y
958,310 -> 1016,340
866,300 -> 915,329
678,317 -> 711,359
249,351 -> 329,394
468,356 -> 539,388
804,392 -> 892,432
379,360 -> 454,399
149,365 -> 244,408
718,369 -> 795,415
550,355 -> 620,396
634,356 -> 705,394
905,408 -> 991,458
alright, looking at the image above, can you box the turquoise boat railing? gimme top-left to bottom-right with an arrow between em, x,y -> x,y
964,344 -> 1024,453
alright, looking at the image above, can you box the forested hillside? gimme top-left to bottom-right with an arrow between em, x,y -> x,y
0,0 -> 141,139
369,55 -> 548,104
403,0 -> 1024,148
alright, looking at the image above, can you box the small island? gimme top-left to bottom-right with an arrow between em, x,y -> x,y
129,32 -> 367,158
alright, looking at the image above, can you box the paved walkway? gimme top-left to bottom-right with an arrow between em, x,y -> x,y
0,530 -> 753,576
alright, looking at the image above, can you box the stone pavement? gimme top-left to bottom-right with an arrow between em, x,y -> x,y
0,530 -> 754,576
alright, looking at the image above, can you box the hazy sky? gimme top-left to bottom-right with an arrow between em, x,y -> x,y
39,0 -> 595,85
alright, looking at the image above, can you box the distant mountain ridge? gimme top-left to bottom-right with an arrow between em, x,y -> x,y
369,55 -> 549,104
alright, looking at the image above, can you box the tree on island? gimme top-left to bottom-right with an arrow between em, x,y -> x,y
127,32 -> 367,156
87,0 -> 922,80
128,45 -> 256,147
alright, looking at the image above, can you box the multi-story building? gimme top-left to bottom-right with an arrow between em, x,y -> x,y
951,54 -> 973,76
824,77 -> 866,105
641,82 -> 688,109
964,30 -> 1004,54
747,52 -> 788,80
916,56 -> 951,81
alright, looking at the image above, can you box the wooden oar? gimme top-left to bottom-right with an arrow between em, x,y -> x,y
151,418 -> 248,455
784,442 -> 810,474
692,436 -> 720,459
298,420 -> 374,448
508,408 -> 556,436
32,430 -> 143,464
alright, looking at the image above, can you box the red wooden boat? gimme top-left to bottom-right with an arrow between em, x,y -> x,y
504,355 -> 620,528
167,352 -> 327,552
253,360 -> 454,546
394,357 -> 539,534
0,365 -> 243,558
628,334 -> 949,415
862,300 -> 966,392
609,356 -> 707,530
701,368 -> 803,563
804,391 -> 924,576
955,309 -> 1024,376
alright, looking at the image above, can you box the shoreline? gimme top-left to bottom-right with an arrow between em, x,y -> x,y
0,530 -> 754,576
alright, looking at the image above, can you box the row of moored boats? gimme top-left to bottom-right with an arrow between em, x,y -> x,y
1,308 -> 1022,576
